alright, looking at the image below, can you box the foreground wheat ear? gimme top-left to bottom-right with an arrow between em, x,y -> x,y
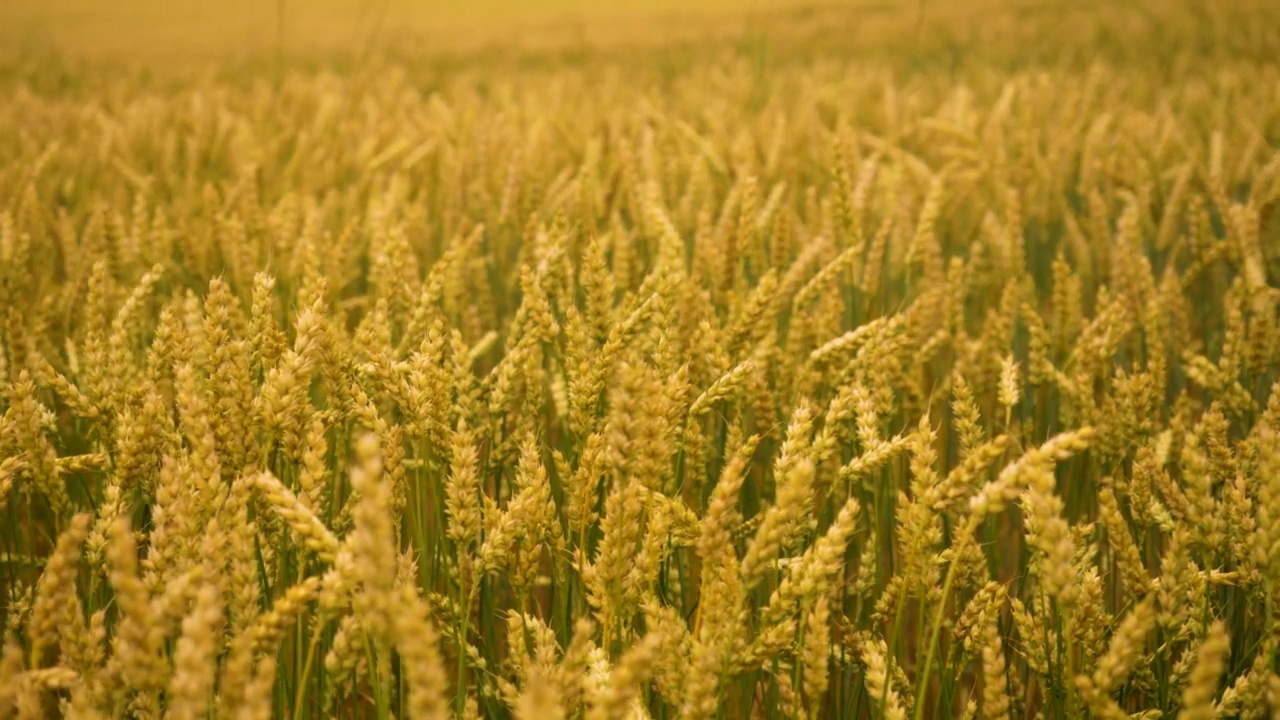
1,0 -> 1280,718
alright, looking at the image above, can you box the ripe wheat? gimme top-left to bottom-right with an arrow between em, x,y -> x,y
1,0 -> 1279,718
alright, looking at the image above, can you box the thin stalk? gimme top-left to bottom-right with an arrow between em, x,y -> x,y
293,631 -> 323,720
913,541 -> 961,720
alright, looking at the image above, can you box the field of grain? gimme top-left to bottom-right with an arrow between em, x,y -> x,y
1,1 -> 1279,718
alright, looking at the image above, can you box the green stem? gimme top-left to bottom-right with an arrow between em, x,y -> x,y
293,631 -> 322,720
913,537 -> 961,720
456,578 -> 475,718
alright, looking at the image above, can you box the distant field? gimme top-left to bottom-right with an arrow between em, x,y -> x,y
2,0 -> 805,60
1,1 -> 1279,719
4,0 -> 1276,67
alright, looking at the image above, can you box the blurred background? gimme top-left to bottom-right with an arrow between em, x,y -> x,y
0,0 -> 1276,78
1,0 -> 793,60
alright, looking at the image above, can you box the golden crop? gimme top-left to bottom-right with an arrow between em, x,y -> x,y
1,1 -> 1278,718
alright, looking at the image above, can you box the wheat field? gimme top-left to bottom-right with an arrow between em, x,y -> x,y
1,1 -> 1279,718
